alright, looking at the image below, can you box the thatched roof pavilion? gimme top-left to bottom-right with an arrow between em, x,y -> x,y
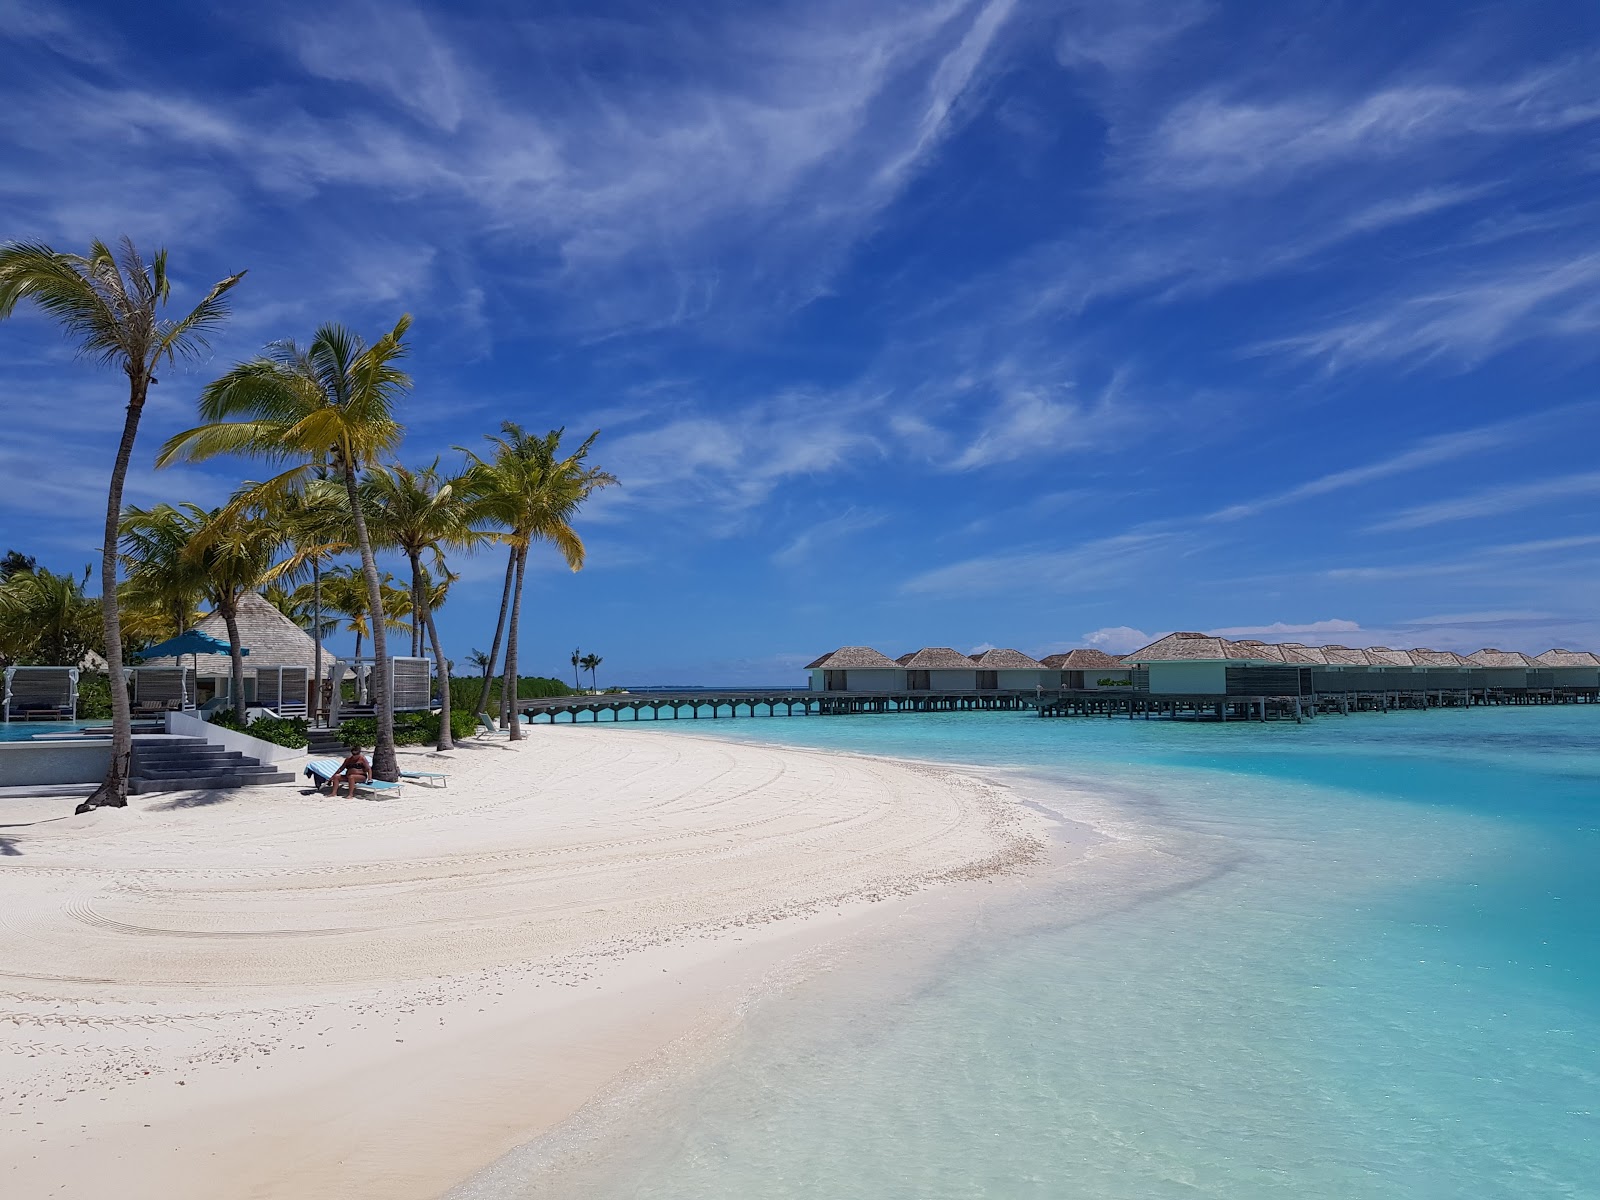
805,646 -> 899,670
1465,648 -> 1536,668
139,591 -> 332,677
1533,649 -> 1600,667
1124,632 -> 1230,661
1039,649 -> 1125,670
968,648 -> 1046,669
896,647 -> 981,669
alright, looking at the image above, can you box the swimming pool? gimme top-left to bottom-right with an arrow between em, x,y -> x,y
0,721 -> 102,743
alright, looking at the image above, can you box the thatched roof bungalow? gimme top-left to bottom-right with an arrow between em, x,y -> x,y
1123,632 -> 1291,694
1534,649 -> 1600,687
136,591 -> 332,712
1041,648 -> 1133,690
806,646 -> 902,693
1408,648 -> 1469,667
1364,647 -> 1418,668
1465,649 -> 1535,668
896,647 -> 978,691
1278,643 -> 1330,665
968,648 -> 1054,690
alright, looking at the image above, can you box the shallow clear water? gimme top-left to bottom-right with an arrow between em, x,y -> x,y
503,707 -> 1600,1199
0,720 -> 95,743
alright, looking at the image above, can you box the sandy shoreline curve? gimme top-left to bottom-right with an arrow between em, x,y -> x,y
1,724 -> 1052,1199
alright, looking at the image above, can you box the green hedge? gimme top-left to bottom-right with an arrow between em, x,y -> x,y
206,710 -> 310,748
77,672 -> 111,720
335,708 -> 477,747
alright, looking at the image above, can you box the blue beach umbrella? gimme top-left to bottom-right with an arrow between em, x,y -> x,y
139,631 -> 249,707
140,630 -> 247,660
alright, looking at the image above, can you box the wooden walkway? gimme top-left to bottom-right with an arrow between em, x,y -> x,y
516,685 -> 1598,724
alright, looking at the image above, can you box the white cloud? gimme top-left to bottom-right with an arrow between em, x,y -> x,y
1259,250 -> 1600,370
1132,61 -> 1600,193
1054,0 -> 1211,73
1207,619 -> 1362,637
1081,626 -> 1155,653
771,508 -> 887,568
900,531 -> 1171,597
1368,470 -> 1600,532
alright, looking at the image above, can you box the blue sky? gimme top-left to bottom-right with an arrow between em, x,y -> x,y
1,0 -> 1598,684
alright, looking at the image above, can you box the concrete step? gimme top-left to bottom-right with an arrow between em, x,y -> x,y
129,770 -> 298,795
130,764 -> 273,781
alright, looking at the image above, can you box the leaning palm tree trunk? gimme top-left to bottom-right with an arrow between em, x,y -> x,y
342,467 -> 398,781
222,602 -> 248,723
477,547 -> 516,719
501,547 -> 528,740
81,385 -> 147,810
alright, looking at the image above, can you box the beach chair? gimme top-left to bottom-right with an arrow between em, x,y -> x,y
400,769 -> 449,788
356,778 -> 403,799
474,714 -> 509,739
303,758 -> 340,791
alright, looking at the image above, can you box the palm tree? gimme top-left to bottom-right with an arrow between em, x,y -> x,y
363,462 -> 485,750
0,239 -> 245,808
121,502 -> 284,723
0,566 -> 101,669
321,566 -> 407,663
571,647 -> 583,692
156,318 -> 411,781
466,647 -> 493,694
267,477 -> 350,704
581,652 -> 602,691
118,502 -> 208,645
459,425 -> 614,741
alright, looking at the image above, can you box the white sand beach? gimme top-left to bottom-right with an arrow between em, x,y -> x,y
0,725 -> 1049,1199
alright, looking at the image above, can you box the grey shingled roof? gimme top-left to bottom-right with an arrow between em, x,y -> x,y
1408,647 -> 1469,666
139,591 -> 332,677
1364,647 -> 1417,667
1318,645 -> 1376,666
1123,632 -> 1230,661
1464,648 -> 1536,668
896,647 -> 981,669
1225,639 -> 1288,662
805,646 -> 900,670
1533,648 -> 1600,667
968,647 -> 1046,669
1039,649 -> 1126,670
1277,643 -> 1330,665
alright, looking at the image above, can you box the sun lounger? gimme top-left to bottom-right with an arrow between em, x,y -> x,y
400,769 -> 448,788
475,714 -> 509,738
304,758 -> 340,789
356,778 -> 402,798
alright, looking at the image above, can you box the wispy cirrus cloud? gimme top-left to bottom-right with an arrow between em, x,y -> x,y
900,531 -> 1174,597
1368,470 -> 1600,532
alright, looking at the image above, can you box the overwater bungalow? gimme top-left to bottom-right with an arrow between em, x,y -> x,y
968,648 -> 1053,691
1121,633 -> 1303,696
806,646 -> 903,693
1464,648 -> 1537,690
1533,649 -> 1600,688
1040,649 -> 1132,689
896,647 -> 979,692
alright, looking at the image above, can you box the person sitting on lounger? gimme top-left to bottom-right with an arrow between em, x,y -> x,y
327,745 -> 371,797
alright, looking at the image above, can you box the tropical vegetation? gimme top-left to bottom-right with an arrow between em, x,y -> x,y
2,235 -> 614,799
0,238 -> 245,808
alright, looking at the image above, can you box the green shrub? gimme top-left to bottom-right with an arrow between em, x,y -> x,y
77,672 -> 111,720
207,708 -> 248,731
334,708 -> 477,747
246,714 -> 310,748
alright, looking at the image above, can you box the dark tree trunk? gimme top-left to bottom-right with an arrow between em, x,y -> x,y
409,551 -> 454,752
343,465 -> 397,781
311,557 -> 323,722
80,374 -> 147,813
222,602 -> 248,723
501,546 -> 528,740
476,547 -> 516,719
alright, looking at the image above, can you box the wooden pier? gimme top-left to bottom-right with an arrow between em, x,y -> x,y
514,684 -> 1597,725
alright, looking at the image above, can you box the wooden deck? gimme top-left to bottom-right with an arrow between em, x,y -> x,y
514,684 -> 1598,724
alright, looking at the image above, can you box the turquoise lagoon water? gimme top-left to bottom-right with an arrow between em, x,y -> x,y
478,707 -> 1600,1199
